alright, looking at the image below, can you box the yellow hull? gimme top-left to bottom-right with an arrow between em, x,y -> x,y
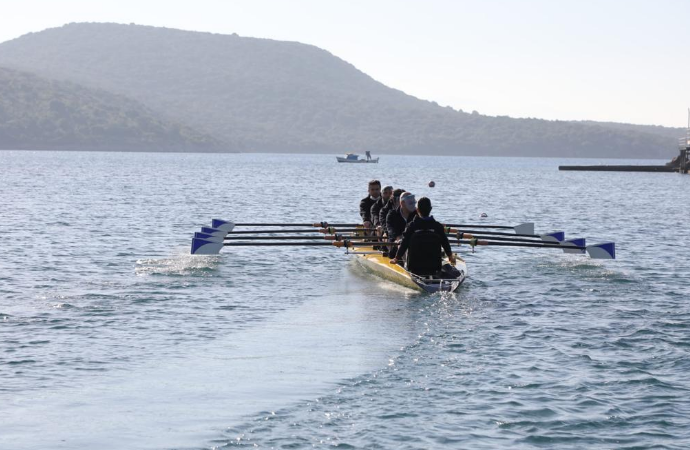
351,247 -> 467,293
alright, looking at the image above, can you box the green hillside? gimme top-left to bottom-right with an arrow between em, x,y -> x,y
0,66 -> 227,151
0,23 -> 680,157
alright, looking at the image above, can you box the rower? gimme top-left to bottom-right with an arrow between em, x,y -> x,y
359,179 -> 381,230
379,188 -> 405,234
386,191 -> 417,259
390,197 -> 456,273
371,185 -> 393,229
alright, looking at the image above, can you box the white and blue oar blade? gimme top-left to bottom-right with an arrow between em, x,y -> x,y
211,219 -> 235,232
586,242 -> 616,260
194,232 -> 225,243
514,222 -> 535,235
200,227 -> 229,237
562,238 -> 586,254
191,238 -> 224,255
541,231 -> 565,243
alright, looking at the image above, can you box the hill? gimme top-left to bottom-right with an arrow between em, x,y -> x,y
0,23 -> 680,157
573,120 -> 685,142
0,66 -> 227,152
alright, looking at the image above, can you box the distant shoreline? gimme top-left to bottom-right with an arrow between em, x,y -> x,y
0,148 -> 670,162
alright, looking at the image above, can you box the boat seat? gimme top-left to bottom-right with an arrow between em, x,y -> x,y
405,230 -> 443,276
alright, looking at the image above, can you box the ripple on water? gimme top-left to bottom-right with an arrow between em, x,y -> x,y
3,153 -> 690,449
134,253 -> 222,276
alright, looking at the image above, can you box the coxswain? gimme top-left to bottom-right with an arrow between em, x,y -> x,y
386,191 -> 417,259
359,179 -> 381,230
390,197 -> 456,272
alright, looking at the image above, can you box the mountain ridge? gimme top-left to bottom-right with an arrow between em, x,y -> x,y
0,23 -> 682,158
0,65 -> 229,152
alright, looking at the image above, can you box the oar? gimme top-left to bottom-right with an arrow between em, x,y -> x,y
192,237 -> 346,254
448,228 -> 565,241
450,239 -> 615,259
443,222 -> 535,235
319,227 -> 380,235
331,239 -> 615,259
334,240 -> 573,250
451,233 -> 562,245
231,222 -> 360,227
223,242 -> 336,246
226,229 -> 331,234
223,235 -> 385,241
455,232 -> 587,254
451,239 -> 577,250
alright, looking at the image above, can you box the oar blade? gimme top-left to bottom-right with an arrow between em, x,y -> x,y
586,242 -> 616,260
541,231 -> 565,242
200,227 -> 228,237
194,232 -> 225,243
562,238 -> 586,254
211,219 -> 235,232
513,222 -> 535,235
191,238 -> 224,255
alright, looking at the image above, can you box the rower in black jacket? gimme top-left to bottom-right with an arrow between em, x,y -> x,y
386,192 -> 417,258
391,197 -> 456,270
371,185 -> 393,228
359,179 -> 381,229
380,188 -> 405,234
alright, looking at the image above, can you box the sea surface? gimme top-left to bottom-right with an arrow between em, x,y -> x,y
1,151 -> 689,449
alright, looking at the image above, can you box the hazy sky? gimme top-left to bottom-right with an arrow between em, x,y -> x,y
2,0 -> 688,127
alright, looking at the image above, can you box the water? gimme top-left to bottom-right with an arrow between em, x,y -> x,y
1,151 -> 689,449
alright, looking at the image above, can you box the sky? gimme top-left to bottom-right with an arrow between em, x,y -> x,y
1,0 -> 688,128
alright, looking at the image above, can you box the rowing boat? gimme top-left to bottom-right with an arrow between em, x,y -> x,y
350,245 -> 467,293
189,219 -> 616,294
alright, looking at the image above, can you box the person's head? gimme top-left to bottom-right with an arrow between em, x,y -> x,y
368,180 -> 381,198
382,185 -> 393,201
400,192 -> 416,214
391,188 -> 405,206
416,197 -> 432,218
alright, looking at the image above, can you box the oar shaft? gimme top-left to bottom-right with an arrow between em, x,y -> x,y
234,223 -> 360,227
452,229 -> 540,238
444,224 -> 514,229
228,229 -> 324,234
227,228 -> 375,234
319,228 -> 373,232
451,234 -> 551,244
451,240 -> 585,250
223,242 -> 335,246
225,236 -> 328,240
224,235 -> 384,241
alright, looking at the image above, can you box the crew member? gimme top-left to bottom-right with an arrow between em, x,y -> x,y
371,185 -> 393,228
386,192 -> 417,258
380,188 -> 405,234
359,180 -> 381,229
390,197 -> 456,269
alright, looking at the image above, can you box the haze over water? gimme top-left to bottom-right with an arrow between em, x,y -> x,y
2,151 -> 690,449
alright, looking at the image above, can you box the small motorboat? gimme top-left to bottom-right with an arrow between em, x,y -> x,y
336,152 -> 379,163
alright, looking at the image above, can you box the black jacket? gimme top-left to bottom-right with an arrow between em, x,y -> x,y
396,215 -> 453,260
370,197 -> 387,227
359,196 -> 378,223
386,207 -> 415,240
379,198 -> 396,230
